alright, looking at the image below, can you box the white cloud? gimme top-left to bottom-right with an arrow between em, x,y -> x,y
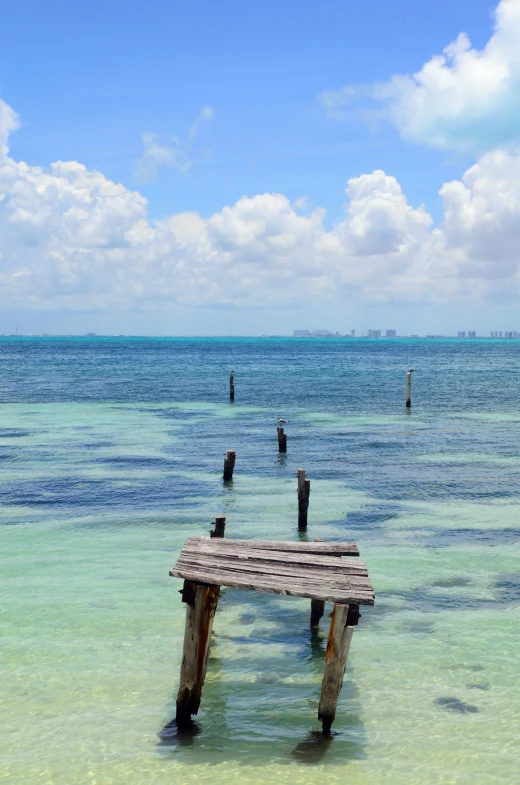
2,98 -> 520,311
134,106 -> 215,183
0,99 -> 20,160
321,0 -> 520,153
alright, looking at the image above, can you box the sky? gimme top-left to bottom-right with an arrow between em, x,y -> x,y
1,0 -> 520,335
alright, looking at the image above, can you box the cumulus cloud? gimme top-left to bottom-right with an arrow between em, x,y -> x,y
0,98 -> 20,160
134,106 -> 215,183
321,0 -> 520,152
2,97 -> 520,311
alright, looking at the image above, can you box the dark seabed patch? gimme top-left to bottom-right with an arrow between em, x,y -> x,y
401,621 -> 435,634
467,683 -> 490,691
344,504 -> 402,532
431,577 -> 472,588
434,697 -> 479,714
448,664 -> 485,672
495,573 -> 520,603
426,528 -> 520,548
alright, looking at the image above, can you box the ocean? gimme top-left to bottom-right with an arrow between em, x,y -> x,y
1,337 -> 519,784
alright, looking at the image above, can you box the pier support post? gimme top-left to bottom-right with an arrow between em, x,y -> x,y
310,599 -> 325,628
229,371 -> 235,401
277,427 -> 287,453
210,516 -> 226,538
297,468 -> 310,531
318,603 -> 358,734
405,369 -> 413,408
176,580 -> 220,728
223,450 -> 236,482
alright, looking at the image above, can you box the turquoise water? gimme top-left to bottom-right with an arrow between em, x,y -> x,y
1,338 -> 519,784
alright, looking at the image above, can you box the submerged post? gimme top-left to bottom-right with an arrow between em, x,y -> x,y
176,580 -> 220,728
223,450 -> 236,482
297,468 -> 310,531
229,370 -> 235,401
318,603 -> 358,734
277,427 -> 287,453
210,516 -> 226,538
405,368 -> 414,408
310,599 -> 325,628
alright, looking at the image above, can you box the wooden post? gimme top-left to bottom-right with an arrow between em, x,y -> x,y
310,599 -> 325,628
223,450 -> 236,482
210,516 -> 226,538
229,371 -> 235,401
405,369 -> 413,408
277,427 -> 287,453
318,604 -> 359,734
176,580 -> 220,728
297,468 -> 310,531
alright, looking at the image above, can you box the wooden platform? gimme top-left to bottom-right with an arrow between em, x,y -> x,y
170,536 -> 375,606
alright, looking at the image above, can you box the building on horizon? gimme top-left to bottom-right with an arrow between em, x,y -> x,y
385,329 -> 396,338
293,330 -> 311,337
350,329 -> 356,337
367,329 -> 381,338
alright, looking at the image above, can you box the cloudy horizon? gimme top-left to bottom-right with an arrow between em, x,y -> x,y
2,0 -> 520,335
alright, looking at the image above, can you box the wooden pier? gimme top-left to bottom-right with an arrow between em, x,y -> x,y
170,536 -> 374,733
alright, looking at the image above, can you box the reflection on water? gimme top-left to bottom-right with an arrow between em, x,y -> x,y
1,338 -> 520,784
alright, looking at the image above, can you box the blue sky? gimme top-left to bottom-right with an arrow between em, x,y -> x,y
1,0 -> 520,334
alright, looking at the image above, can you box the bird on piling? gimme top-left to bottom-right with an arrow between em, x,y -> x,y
277,417 -> 288,425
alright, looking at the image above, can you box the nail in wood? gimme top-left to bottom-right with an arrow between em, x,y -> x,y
223,450 -> 236,482
297,468 -> 310,531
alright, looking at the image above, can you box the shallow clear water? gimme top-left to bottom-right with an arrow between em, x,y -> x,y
1,337 -> 519,784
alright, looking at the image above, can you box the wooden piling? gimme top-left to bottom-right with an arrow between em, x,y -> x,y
318,603 -> 354,734
176,580 -> 220,728
229,371 -> 235,401
210,516 -> 226,538
310,599 -> 325,628
406,369 -> 413,408
277,427 -> 287,453
297,468 -> 310,531
223,450 -> 236,482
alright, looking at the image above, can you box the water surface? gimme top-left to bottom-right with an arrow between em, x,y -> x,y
1,337 -> 519,784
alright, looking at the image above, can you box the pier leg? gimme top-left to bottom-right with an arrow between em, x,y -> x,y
297,468 -> 310,531
229,371 -> 235,401
405,369 -> 412,408
176,580 -> 220,728
210,516 -> 226,538
310,599 -> 325,628
223,450 -> 236,482
277,427 -> 287,453
318,603 -> 354,734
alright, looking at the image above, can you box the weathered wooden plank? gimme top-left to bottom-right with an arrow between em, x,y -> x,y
176,552 -> 369,582
170,565 -> 375,604
184,536 -> 359,556
181,542 -> 367,571
176,580 -> 219,728
175,557 -> 372,591
179,552 -> 368,579
318,603 -> 354,733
